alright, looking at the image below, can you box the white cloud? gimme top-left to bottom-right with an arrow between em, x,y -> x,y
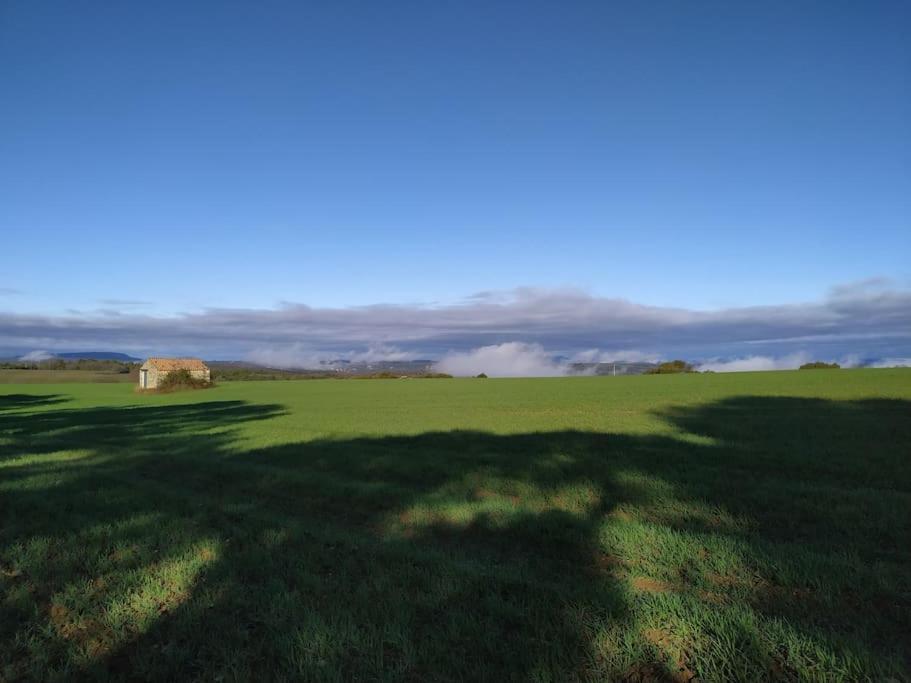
245,343 -> 416,369
837,354 -> 862,369
434,342 -> 565,377
697,352 -> 812,373
19,350 -> 56,361
346,345 -> 416,363
568,348 -> 660,364
245,345 -> 326,369
868,358 -> 911,368
696,351 -> 881,373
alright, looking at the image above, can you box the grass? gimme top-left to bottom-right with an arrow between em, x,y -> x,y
1,369 -> 909,681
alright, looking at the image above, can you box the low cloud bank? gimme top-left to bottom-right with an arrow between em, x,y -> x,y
434,343 -> 565,377
245,345 -> 326,369
1,278 -> 908,366
869,357 -> 911,368
568,348 -> 660,364
696,353 -> 812,373
696,352 -> 869,373
18,350 -> 56,361
246,344 -> 415,369
433,343 -> 664,377
247,341 -> 658,375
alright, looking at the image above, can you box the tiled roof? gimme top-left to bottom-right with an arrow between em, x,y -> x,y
145,358 -> 209,371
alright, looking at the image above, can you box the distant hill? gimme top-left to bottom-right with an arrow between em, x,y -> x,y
207,359 -> 444,381
329,360 -> 436,375
222,359 -> 438,375
213,359 -> 654,377
55,352 -> 142,362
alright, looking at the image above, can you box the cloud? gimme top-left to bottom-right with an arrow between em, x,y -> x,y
868,358 -> 911,368
346,345 -> 417,363
245,345 -> 327,369
827,277 -> 895,301
696,351 -> 871,372
435,342 -> 565,377
697,352 -> 812,373
837,354 -> 862,369
433,343 -> 660,377
568,348 -> 661,364
245,344 -> 416,368
99,299 -> 153,306
19,350 -> 55,361
0,288 -> 21,296
0,278 -> 908,368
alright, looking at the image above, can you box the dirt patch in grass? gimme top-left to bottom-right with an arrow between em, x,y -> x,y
704,570 -> 759,592
622,660 -> 697,683
396,510 -> 419,538
0,563 -> 22,579
642,628 -> 699,683
49,602 -> 117,660
588,551 -> 626,576
631,576 -> 676,594
706,571 -> 814,603
697,589 -> 727,605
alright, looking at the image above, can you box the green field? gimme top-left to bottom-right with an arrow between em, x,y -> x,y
1,370 -> 909,681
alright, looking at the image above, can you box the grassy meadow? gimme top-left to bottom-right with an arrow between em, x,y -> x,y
1,369 -> 909,681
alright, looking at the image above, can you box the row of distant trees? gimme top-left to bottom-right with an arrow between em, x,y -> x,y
798,361 -> 840,370
644,360 -> 696,374
0,358 -> 137,373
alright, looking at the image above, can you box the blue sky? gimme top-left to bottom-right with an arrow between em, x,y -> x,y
1,1 -> 909,369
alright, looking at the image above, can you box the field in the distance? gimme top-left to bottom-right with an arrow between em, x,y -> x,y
1,370 -> 909,681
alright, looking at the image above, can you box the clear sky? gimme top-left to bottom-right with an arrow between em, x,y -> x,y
0,1 -> 909,369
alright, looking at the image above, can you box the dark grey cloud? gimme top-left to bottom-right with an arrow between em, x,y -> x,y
0,279 -> 909,367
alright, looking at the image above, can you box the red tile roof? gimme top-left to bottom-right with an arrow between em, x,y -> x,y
145,358 -> 208,371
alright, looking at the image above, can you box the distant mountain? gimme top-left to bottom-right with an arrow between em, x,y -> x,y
333,360 -> 436,374
212,359 -> 439,374
55,351 -> 142,362
207,360 -> 277,370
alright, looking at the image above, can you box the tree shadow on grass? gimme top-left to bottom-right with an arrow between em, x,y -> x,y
0,393 -> 68,412
0,395 -> 908,681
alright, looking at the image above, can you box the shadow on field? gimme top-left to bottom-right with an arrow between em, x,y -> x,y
0,393 -> 68,412
0,395 -> 908,681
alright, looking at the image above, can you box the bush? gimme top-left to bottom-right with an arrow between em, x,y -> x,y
645,360 -> 695,374
155,369 -> 213,392
476,373 -> 488,378
799,362 -> 840,370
